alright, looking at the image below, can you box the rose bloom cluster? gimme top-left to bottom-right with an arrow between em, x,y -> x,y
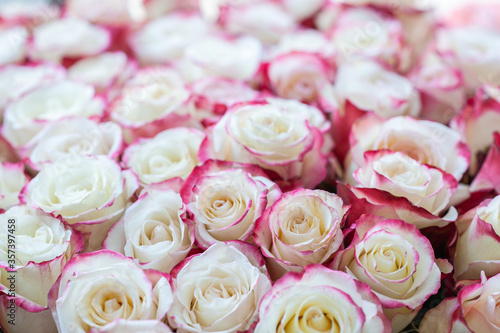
1,0 -> 500,332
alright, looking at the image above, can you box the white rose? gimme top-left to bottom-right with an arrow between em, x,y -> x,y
65,0 -> 146,25
0,64 -> 66,117
0,205 -> 82,333
104,189 -> 194,273
129,12 -> 209,65
335,61 -> 421,118
168,242 -> 272,333
181,160 -> 281,248
0,163 -> 28,211
2,80 -> 104,148
30,17 -> 110,63
0,26 -> 27,66
21,118 -> 123,171
123,127 -> 204,186
68,52 -> 136,93
281,0 -> 325,20
48,250 -> 173,333
23,155 -> 139,251
184,35 -> 262,81
270,29 -> 336,60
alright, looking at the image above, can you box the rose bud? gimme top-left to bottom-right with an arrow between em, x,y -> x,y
0,205 -> 83,333
346,150 -> 459,229
0,64 -> 66,119
419,272 -> 500,333
104,188 -> 193,273
128,12 -> 210,65
48,250 -> 173,333
109,67 -> 198,144
436,26 -> 500,94
21,118 -> 123,172
0,26 -> 28,66
22,155 -> 139,251
184,35 -> 262,81
168,242 -> 272,333
68,52 -> 137,100
181,160 -> 281,249
330,7 -> 410,71
2,80 -> 105,149
451,96 -> 500,175
29,17 -> 111,63
347,114 -> 470,183
255,265 -> 391,333
332,215 -> 442,331
0,163 -> 28,211
200,98 -> 330,189
266,51 -> 331,103
65,0 -> 147,26
254,189 -> 348,280
455,195 -> 500,281
122,127 -> 205,187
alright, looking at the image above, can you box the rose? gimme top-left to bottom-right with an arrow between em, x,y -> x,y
168,242 -> 272,333
21,118 -> 123,172
331,7 -> 410,71
103,189 -> 194,273
181,160 -> 281,249
254,189 -> 348,280
281,0 -> 325,20
122,127 -> 205,187
255,264 -> 391,333
0,205 -> 83,333
271,29 -> 335,60
419,273 -> 500,333
347,150 -> 459,229
0,1 -> 60,29
0,26 -> 28,66
347,114 -> 470,182
0,64 -> 66,118
47,250 -> 173,333
68,52 -> 137,97
468,132 -> 500,193
200,98 -> 330,188
128,12 -> 210,65
30,17 -> 111,63
109,67 -> 196,144
409,50 -> 466,124
266,52 -> 331,103
454,195 -> 500,281
437,27 -> 500,93
223,2 -> 297,44
335,61 -> 421,119
0,163 -> 28,211
22,155 -> 139,251
331,215 -> 442,332
65,0 -> 147,26
184,35 -> 262,81
2,80 -> 105,148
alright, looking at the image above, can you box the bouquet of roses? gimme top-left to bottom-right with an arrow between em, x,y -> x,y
1,0 -> 500,332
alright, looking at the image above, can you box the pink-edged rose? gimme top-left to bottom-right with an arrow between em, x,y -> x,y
255,264 -> 391,333
0,163 -> 28,210
48,250 -> 173,333
420,272 -> 500,333
104,189 -> 194,273
254,189 -> 348,279
0,26 -> 28,66
29,18 -> 110,63
200,98 -> 330,188
181,160 -> 281,249
332,215 -> 442,332
23,155 -> 139,251
21,119 -> 123,172
455,195 -> 500,281
469,132 -> 500,193
347,114 -> 470,182
2,80 -> 105,148
0,205 -> 83,333
122,127 -> 205,187
168,242 -> 272,333
65,0 -> 147,26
